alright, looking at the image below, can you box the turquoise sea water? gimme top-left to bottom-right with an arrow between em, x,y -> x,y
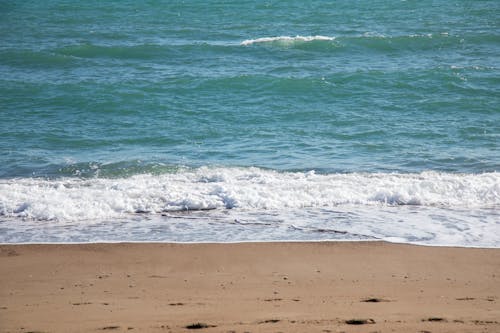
1,1 -> 499,246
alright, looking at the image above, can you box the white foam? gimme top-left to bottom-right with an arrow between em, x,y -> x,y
0,167 -> 498,221
241,35 -> 335,46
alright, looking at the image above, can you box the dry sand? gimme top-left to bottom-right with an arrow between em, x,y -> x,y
1,241 -> 499,332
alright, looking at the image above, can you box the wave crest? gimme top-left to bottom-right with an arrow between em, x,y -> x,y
241,35 -> 335,46
0,168 -> 498,221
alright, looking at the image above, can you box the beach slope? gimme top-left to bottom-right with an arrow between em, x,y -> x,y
1,242 -> 499,332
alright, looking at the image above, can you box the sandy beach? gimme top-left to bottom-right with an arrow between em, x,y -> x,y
1,241 -> 499,332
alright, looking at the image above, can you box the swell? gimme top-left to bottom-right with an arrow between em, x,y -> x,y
0,49 -> 78,68
239,33 -> 497,52
52,42 -> 245,60
184,67 -> 499,98
4,31 -> 495,67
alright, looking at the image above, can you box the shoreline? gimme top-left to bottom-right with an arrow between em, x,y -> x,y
2,240 -> 499,250
1,241 -> 499,332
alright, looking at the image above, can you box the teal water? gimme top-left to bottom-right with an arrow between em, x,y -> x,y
0,1 -> 499,245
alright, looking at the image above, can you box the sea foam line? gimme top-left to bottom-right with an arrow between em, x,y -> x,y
241,35 -> 335,46
0,168 -> 498,221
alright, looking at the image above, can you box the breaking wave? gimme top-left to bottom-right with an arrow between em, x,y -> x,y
241,35 -> 335,46
0,167 -> 498,221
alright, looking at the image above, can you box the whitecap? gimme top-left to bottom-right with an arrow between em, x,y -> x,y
240,35 -> 335,46
0,167 -> 498,222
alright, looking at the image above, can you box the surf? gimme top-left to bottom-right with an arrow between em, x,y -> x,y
1,167 -> 498,221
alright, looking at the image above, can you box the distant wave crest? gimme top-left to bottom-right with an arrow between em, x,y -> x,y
241,35 -> 335,46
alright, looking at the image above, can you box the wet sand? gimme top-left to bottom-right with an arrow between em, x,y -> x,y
1,242 -> 499,332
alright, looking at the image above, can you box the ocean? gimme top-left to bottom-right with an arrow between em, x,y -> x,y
1,0 -> 499,246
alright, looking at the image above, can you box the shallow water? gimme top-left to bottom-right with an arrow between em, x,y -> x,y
1,1 -> 499,246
